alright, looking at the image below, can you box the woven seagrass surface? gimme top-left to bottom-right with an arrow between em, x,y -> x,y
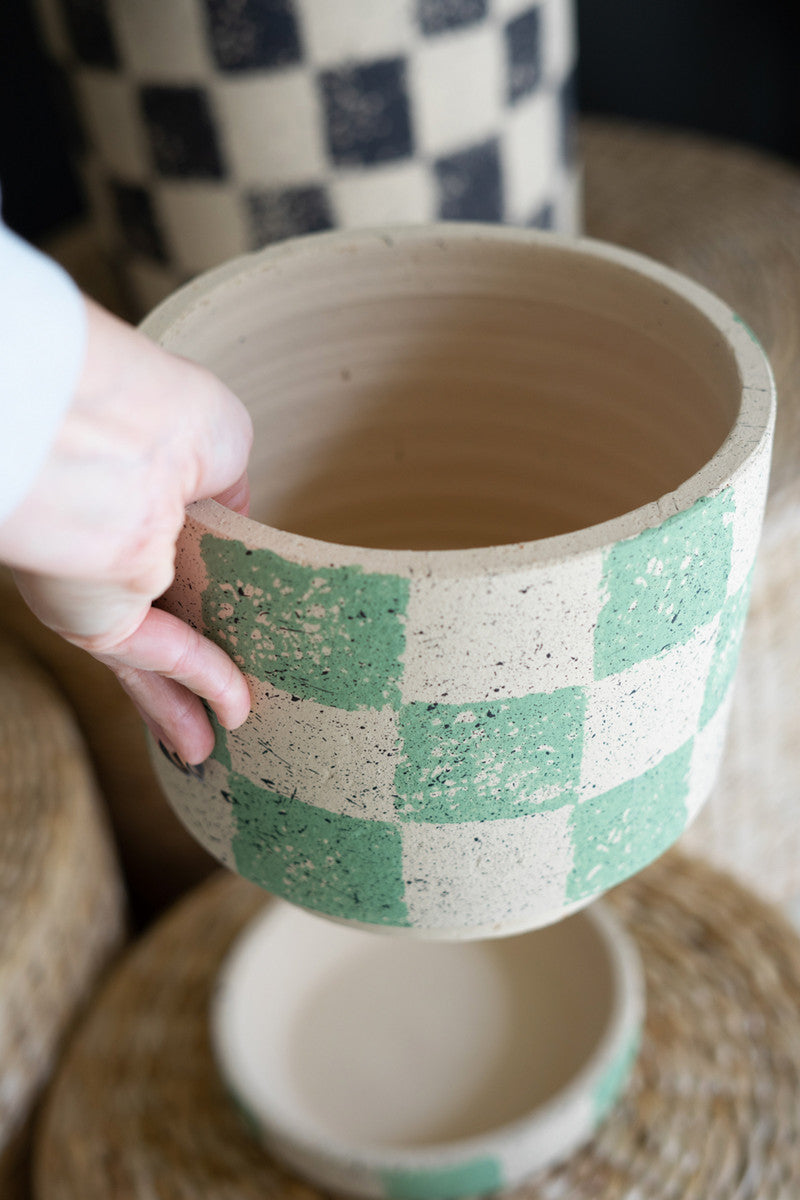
582,120 -> 800,902
0,636 -> 126,1198
35,852 -> 800,1199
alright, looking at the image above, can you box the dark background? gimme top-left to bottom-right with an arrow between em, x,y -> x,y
2,0 -> 800,241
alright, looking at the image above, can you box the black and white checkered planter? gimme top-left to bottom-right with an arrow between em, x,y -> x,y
34,0 -> 579,314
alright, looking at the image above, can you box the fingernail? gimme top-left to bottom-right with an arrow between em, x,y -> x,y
158,739 -> 205,780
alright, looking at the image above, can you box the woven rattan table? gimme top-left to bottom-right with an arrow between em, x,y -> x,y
0,637 -> 126,1198
35,852 -> 800,1199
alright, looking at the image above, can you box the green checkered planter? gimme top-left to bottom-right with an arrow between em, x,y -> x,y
144,225 -> 775,937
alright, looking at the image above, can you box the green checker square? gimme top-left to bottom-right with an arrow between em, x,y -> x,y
394,689 -> 586,823
380,1157 -> 503,1200
593,1029 -> 641,1123
228,771 -> 409,926
699,568 -> 754,729
200,535 -> 409,710
594,488 -> 735,679
566,739 -> 693,904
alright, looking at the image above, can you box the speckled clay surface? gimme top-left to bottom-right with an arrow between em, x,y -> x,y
142,225 -> 775,937
212,898 -> 643,1199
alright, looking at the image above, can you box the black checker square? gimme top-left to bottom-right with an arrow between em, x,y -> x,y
418,0 -> 487,36
59,0 -> 119,67
202,0 -> 302,72
505,7 -> 543,104
435,138 -> 502,222
110,181 -> 167,262
320,59 -> 413,168
140,86 -> 225,179
246,185 -> 333,247
527,200 -> 554,230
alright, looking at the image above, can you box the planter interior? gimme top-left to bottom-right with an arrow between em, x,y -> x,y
156,231 -> 740,552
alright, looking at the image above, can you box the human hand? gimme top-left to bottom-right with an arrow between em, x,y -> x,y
0,297 -> 253,763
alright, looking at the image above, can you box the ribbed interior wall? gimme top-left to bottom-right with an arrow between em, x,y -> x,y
164,238 -> 740,550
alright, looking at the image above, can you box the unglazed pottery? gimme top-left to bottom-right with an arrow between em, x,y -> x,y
34,0 -> 579,314
212,896 -> 642,1198
142,225 -> 775,938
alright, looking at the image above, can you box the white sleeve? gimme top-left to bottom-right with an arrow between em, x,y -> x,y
0,216 -> 87,525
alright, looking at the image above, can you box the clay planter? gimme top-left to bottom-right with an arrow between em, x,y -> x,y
212,897 -> 643,1198
34,0 -> 579,314
142,225 -> 774,938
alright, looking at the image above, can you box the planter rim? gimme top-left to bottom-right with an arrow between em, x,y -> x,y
141,223 -> 775,579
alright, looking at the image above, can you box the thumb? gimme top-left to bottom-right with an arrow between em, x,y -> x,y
212,470 -> 250,517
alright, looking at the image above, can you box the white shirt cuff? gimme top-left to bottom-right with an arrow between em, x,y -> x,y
0,220 -> 87,524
